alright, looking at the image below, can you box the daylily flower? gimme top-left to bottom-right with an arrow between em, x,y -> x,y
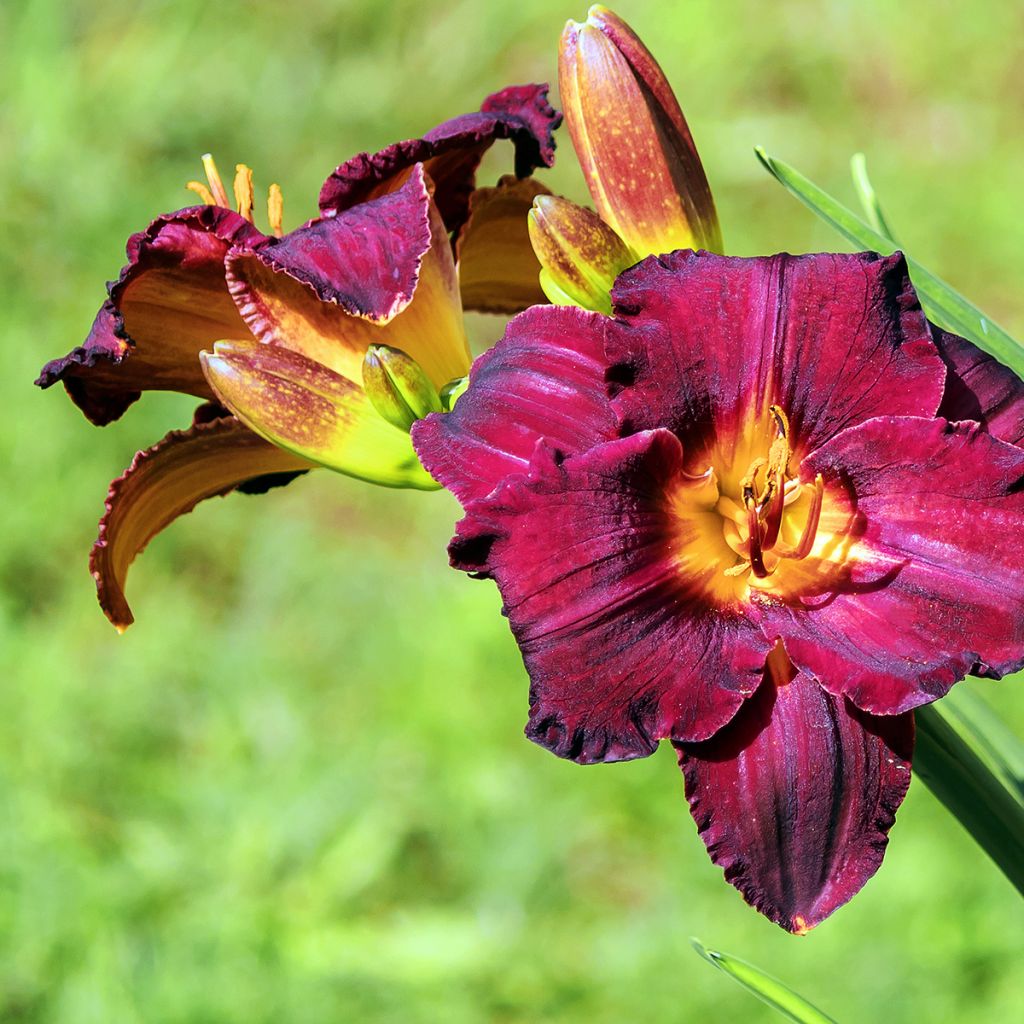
412,249 -> 1024,932
527,5 -> 721,314
38,86 -> 562,630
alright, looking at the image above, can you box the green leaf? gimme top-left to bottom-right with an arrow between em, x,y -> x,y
849,152 -> 899,243
754,147 -> 1024,378
914,695 -> 1024,897
691,939 -> 838,1024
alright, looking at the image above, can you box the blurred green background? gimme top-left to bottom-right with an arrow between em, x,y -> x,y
3,0 -> 1023,1020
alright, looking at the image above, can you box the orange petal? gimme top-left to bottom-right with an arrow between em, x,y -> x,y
457,175 -> 551,314
560,6 -> 721,256
92,413 -> 312,631
37,207 -> 264,424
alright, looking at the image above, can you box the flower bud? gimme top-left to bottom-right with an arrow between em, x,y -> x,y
200,339 -> 437,489
559,5 -> 721,257
528,194 -> 636,314
362,344 -> 443,430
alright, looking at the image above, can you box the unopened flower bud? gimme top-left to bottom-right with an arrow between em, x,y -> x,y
200,339 -> 436,489
362,344 -> 443,431
528,194 -> 636,314
560,5 -> 722,257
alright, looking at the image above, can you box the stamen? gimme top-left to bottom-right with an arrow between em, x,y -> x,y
775,475 -> 824,561
766,404 -> 792,482
759,469 -> 786,551
267,184 -> 284,237
740,457 -> 767,505
186,181 -> 217,205
233,163 -> 255,221
745,504 -> 770,578
201,153 -> 231,208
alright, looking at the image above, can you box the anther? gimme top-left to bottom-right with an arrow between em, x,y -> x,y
268,183 -> 284,237
233,164 -> 255,221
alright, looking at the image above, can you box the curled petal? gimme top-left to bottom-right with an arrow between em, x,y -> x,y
226,166 -> 469,389
679,645 -> 913,933
318,84 -> 561,234
411,304 -> 617,503
560,7 -> 720,256
608,250 -> 946,467
456,175 -> 550,315
201,339 -> 438,490
759,416 -> 1024,715
92,415 -> 311,631
37,206 -> 265,424
933,324 -> 1024,446
451,430 -> 771,763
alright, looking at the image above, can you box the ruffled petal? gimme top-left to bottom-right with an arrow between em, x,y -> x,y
679,644 -> 913,933
456,175 -> 549,314
91,414 -> 312,631
451,430 -> 771,763
37,206 -> 265,425
318,84 -> 561,234
607,251 -> 946,468
411,304 -> 617,504
933,324 -> 1024,446
226,165 -> 469,389
757,416 -> 1024,715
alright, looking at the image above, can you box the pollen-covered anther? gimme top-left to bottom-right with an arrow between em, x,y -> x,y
185,155 -> 286,235
233,164 -> 255,221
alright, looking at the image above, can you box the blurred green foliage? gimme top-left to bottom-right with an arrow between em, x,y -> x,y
2,0 -> 1023,1020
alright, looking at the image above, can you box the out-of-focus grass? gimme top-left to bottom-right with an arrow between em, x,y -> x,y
2,0 -> 1023,1020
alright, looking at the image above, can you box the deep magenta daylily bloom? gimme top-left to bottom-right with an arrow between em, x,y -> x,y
412,249 -> 1024,932
38,86 -> 561,629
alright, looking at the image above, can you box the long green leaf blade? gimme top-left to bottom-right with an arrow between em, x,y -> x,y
754,147 -> 1024,378
914,700 -> 1024,896
849,152 -> 899,242
691,939 -> 838,1024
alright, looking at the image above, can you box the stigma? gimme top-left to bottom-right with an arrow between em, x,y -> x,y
186,153 -> 285,236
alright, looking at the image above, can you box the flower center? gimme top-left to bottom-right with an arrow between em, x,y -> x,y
186,153 -> 285,236
670,405 -> 828,605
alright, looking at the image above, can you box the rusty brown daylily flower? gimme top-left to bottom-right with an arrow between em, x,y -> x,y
38,86 -> 562,629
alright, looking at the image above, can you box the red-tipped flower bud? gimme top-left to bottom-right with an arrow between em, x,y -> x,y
560,5 -> 722,257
